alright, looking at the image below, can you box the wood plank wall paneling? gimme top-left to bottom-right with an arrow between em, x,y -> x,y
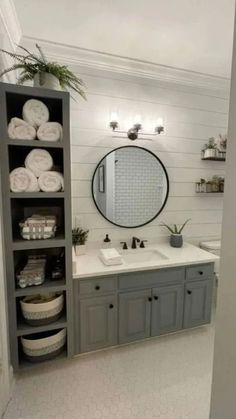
71,70 -> 228,245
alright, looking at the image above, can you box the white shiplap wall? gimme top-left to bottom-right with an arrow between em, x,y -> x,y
70,68 -> 229,245
21,36 -> 229,246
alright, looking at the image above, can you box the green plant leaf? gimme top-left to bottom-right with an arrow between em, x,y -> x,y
0,43 -> 87,100
178,218 -> 191,234
174,224 -> 178,234
159,222 -> 175,234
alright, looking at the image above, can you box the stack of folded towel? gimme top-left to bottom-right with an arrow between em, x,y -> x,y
99,248 -> 123,266
10,149 -> 64,193
8,99 -> 63,142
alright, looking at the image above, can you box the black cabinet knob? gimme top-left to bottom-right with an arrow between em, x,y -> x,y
109,304 -> 114,309
198,271 -> 203,275
187,290 -> 192,295
154,296 -> 158,300
148,297 -> 152,302
95,285 -> 100,290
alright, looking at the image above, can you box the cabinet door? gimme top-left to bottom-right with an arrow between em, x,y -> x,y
151,284 -> 184,336
80,295 -> 117,353
183,279 -> 213,329
119,289 -> 151,344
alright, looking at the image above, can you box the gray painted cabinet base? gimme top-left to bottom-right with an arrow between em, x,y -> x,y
183,279 -> 214,328
80,295 -> 117,353
151,284 -> 184,336
119,289 -> 151,344
76,263 -> 214,355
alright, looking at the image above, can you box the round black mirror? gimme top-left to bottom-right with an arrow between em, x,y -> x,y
92,146 -> 169,228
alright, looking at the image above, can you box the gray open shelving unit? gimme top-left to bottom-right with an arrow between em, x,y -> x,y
0,82 -> 73,370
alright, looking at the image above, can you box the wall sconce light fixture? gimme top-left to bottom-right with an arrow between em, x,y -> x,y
109,113 -> 164,140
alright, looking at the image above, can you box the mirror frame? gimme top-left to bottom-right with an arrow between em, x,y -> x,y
91,145 -> 170,228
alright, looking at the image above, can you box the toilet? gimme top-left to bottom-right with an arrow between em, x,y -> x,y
200,240 -> 221,277
200,240 -> 221,304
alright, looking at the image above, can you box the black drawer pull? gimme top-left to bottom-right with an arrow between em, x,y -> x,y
109,304 -> 114,309
95,285 -> 100,290
187,290 -> 192,295
148,297 -> 152,302
154,296 -> 158,300
198,271 -> 203,275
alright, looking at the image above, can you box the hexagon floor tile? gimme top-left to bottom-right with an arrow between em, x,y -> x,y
4,325 -> 214,419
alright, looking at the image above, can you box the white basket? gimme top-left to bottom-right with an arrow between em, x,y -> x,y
21,328 -> 66,360
20,294 -> 64,325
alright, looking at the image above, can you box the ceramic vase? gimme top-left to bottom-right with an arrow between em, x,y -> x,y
170,234 -> 183,248
33,72 -> 62,91
204,148 -> 216,159
75,244 -> 86,256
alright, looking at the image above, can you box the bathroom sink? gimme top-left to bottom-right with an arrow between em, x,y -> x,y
120,248 -> 168,265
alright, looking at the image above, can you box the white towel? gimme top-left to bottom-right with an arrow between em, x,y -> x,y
23,99 -> 49,128
10,167 -> 39,192
8,117 -> 36,140
25,149 -> 53,178
99,248 -> 123,266
37,122 -> 63,142
38,171 -> 64,192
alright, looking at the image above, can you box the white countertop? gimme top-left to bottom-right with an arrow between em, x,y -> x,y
73,242 -> 219,279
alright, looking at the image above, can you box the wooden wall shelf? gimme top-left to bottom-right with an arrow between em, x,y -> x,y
201,157 -> 226,161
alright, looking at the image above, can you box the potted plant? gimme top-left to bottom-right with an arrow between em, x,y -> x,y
72,227 -> 89,256
159,219 -> 191,248
211,175 -> 220,192
0,44 -> 86,99
203,138 -> 217,159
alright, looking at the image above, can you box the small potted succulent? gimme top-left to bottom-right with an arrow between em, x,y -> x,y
203,138 -> 218,159
72,227 -> 89,256
159,219 -> 191,248
0,44 -> 86,99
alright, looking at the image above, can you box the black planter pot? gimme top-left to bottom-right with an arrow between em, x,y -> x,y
170,234 -> 183,248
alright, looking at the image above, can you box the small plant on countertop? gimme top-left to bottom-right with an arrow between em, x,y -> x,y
159,219 -> 191,248
72,227 -> 89,248
159,219 -> 191,235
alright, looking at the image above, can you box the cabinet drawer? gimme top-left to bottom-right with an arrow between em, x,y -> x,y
119,268 -> 185,290
186,264 -> 214,281
79,275 -> 117,296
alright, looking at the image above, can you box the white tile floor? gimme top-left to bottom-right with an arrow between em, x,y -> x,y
4,325 -> 214,419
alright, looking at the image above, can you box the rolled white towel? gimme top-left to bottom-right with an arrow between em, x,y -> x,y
10,168 -> 39,192
8,117 -> 36,140
25,149 -> 53,178
22,99 -> 49,128
38,171 -> 64,192
37,122 -> 63,142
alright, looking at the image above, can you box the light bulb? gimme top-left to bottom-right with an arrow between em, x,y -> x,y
156,117 -> 163,127
110,111 -> 118,122
134,114 -> 142,124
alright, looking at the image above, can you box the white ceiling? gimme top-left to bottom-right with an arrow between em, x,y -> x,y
13,0 -> 235,78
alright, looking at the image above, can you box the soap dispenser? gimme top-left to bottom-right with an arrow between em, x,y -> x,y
103,234 -> 111,248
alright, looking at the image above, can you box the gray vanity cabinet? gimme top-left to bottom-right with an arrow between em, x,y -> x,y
183,279 -> 213,329
80,295 -> 118,353
119,289 -> 152,344
119,284 -> 184,344
151,284 -> 184,336
76,263 -> 214,355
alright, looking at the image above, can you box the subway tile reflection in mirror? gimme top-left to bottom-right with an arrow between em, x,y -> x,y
92,146 -> 169,228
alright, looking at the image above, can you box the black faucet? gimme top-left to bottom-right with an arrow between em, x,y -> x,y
131,237 -> 140,249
